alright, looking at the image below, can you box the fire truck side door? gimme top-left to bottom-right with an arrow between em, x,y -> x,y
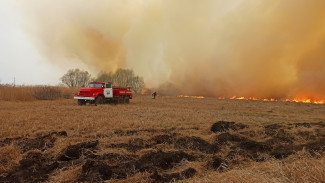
104,84 -> 113,98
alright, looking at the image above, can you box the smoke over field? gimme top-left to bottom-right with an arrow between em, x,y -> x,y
18,0 -> 325,99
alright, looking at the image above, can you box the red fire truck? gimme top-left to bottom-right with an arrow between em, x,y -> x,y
74,81 -> 133,105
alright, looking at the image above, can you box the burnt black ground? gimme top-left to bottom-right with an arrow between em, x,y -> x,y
0,121 -> 324,182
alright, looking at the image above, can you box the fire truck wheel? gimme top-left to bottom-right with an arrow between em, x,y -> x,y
118,96 -> 124,104
78,99 -> 86,105
95,96 -> 104,105
124,96 -> 130,104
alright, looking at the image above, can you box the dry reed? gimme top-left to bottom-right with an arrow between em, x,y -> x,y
0,85 -> 78,101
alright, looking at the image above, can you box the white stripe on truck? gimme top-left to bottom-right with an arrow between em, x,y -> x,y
74,97 -> 95,100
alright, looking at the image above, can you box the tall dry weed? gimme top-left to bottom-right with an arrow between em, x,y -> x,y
0,85 -> 36,101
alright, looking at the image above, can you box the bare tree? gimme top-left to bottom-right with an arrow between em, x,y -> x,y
96,69 -> 145,94
131,76 -> 145,94
96,71 -> 113,83
60,69 -> 91,87
114,69 -> 135,87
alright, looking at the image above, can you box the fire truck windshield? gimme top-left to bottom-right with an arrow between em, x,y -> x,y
88,83 -> 103,88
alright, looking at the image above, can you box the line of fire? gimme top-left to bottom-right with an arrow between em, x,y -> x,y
140,91 -> 324,104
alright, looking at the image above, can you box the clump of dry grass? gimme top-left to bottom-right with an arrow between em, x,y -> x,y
47,166 -> 82,183
0,144 -> 22,174
182,153 -> 325,183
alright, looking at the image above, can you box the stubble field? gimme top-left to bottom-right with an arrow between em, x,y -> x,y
0,95 -> 325,182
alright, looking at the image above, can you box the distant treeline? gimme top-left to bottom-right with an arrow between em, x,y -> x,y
60,68 -> 144,94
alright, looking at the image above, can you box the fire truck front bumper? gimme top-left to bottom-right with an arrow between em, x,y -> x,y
74,96 -> 95,100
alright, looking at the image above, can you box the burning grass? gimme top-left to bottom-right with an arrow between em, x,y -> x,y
177,95 -> 205,99
0,95 -> 324,182
218,96 -> 325,105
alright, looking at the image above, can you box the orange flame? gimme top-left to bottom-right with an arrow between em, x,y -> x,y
177,95 -> 205,99
179,95 -> 324,104
140,91 -> 150,95
219,96 -> 324,104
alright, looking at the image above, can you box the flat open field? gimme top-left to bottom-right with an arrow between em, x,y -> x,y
1,96 -> 325,182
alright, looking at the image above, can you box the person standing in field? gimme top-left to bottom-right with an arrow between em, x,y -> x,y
152,91 -> 157,99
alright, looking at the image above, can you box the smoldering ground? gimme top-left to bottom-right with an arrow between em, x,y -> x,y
17,0 -> 325,99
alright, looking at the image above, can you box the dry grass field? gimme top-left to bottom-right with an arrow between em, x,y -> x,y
0,90 -> 325,182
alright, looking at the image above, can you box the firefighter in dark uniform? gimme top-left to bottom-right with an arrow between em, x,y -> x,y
152,91 -> 157,99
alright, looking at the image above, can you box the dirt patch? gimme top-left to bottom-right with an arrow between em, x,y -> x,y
77,160 -> 112,182
215,133 -> 272,162
89,150 -> 197,180
294,122 -> 312,128
304,138 -> 325,154
0,137 -> 22,147
57,141 -> 98,161
0,151 -> 58,183
0,131 -> 67,153
90,153 -> 139,179
265,129 -> 294,145
296,131 -> 317,140
150,134 -> 178,144
150,168 -> 196,183
316,128 -> 325,137
17,137 -> 56,153
239,130 -> 261,138
135,150 -> 196,172
264,124 -> 283,130
238,140 -> 272,154
109,138 -> 151,152
211,121 -> 247,133
216,132 -> 248,145
114,130 -> 139,136
95,153 -> 138,164
312,121 -> 325,128
270,146 -> 302,159
214,125 -> 324,161
207,156 -> 227,171
264,124 -> 283,136
175,136 -> 219,154
287,122 -> 325,129
223,139 -> 271,162
292,122 -> 325,128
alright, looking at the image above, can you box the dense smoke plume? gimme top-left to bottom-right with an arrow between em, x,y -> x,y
18,0 -> 325,99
